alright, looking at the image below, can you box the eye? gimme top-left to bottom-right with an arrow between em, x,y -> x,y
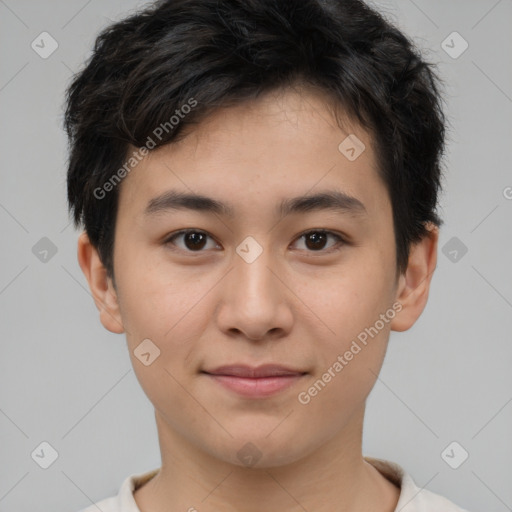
163,229 -> 346,254
292,230 -> 346,253
164,229 -> 220,252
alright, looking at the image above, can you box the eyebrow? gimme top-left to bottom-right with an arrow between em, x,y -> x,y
144,189 -> 368,219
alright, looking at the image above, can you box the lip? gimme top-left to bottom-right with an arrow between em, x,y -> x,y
204,364 -> 305,378
202,364 -> 307,398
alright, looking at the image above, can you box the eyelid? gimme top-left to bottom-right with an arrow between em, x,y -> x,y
163,228 -> 347,253
291,229 -> 346,253
164,229 -> 221,252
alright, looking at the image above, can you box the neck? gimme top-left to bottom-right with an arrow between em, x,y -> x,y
134,407 -> 399,512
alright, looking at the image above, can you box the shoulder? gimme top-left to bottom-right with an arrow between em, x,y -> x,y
398,472 -> 470,511
365,456 -> 470,512
74,468 -> 160,512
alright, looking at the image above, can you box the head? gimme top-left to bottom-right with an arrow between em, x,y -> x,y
66,0 -> 445,468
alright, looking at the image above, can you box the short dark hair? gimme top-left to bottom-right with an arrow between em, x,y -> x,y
64,0 -> 446,279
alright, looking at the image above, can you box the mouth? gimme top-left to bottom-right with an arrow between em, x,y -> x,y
201,364 -> 308,398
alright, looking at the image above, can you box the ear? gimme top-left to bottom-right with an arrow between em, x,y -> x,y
390,223 -> 439,332
77,232 -> 125,334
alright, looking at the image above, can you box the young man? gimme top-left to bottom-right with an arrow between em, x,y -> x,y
65,0 -> 470,510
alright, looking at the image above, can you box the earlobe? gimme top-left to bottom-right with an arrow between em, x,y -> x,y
390,223 -> 439,332
77,232 -> 125,334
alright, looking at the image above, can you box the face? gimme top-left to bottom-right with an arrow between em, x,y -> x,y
81,86 -> 435,469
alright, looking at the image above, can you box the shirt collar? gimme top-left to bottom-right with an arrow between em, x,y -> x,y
115,458 -> 463,512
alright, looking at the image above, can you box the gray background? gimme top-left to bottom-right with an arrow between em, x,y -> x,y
1,0 -> 511,511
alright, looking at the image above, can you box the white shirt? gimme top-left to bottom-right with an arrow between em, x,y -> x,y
77,457 -> 470,512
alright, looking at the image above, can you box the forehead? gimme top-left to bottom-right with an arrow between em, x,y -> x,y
117,87 -> 390,222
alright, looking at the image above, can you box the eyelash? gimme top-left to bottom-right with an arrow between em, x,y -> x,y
163,229 -> 347,255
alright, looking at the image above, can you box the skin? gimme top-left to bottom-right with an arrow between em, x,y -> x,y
78,85 -> 438,512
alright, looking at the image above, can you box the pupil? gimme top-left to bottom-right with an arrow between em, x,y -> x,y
306,232 -> 326,250
186,232 -> 206,250
183,232 -> 328,251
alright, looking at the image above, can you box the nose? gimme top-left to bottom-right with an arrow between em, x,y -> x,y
215,242 -> 294,342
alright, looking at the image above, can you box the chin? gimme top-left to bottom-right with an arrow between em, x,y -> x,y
213,433 -> 311,470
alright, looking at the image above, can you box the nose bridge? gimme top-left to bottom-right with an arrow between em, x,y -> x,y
232,234 -> 278,302
215,234 -> 292,339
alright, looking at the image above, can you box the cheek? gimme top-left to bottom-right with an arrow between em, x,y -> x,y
117,269 -> 211,415
294,251 -> 395,402
115,243 -> 206,338
297,252 -> 395,348
296,286 -> 393,427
